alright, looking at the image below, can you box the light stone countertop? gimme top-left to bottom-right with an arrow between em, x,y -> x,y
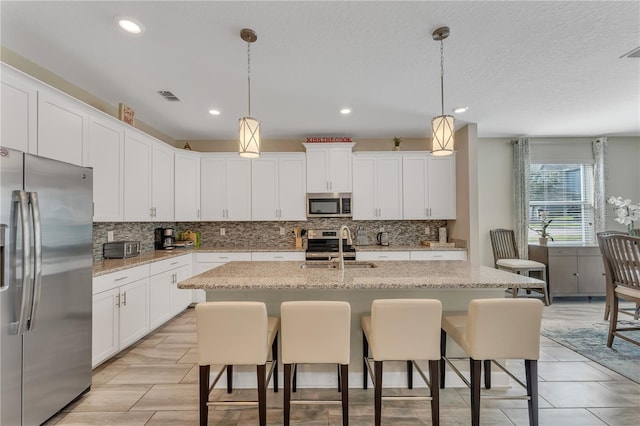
178,260 -> 545,291
354,244 -> 465,251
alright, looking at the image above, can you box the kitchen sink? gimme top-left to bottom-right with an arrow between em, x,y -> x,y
300,261 -> 377,269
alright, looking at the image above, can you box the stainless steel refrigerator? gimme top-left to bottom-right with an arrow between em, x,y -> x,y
1,147 -> 93,425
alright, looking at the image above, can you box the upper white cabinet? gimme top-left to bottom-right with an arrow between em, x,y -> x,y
89,116 -> 124,221
1,64 -> 37,154
352,153 -> 403,220
151,141 -> 175,221
174,150 -> 201,221
303,143 -> 354,193
252,153 -> 306,221
37,87 -> 88,166
201,154 -> 252,221
402,153 -> 456,220
123,130 -> 153,221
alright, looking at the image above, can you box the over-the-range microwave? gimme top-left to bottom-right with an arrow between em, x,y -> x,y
306,193 -> 352,218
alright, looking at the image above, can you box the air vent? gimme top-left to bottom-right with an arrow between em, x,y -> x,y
157,90 -> 181,101
620,47 -> 640,59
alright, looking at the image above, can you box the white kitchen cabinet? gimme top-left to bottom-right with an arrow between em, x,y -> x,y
193,252 -> 252,302
151,141 -> 175,221
201,154 -> 252,221
89,115 -> 124,221
92,265 -> 150,367
251,252 -> 305,261
1,64 -> 37,154
37,87 -> 88,166
352,153 -> 403,220
123,130 -> 153,221
303,143 -> 354,193
402,153 -> 456,220
410,250 -> 467,261
149,254 -> 192,328
174,150 -> 201,221
356,251 -> 411,261
252,153 -> 306,221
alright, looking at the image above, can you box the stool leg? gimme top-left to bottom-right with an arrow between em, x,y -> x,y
293,363 -> 298,392
272,332 -> 279,392
257,364 -> 267,426
470,359 -> 481,426
439,329 -> 446,389
362,331 -> 369,390
374,360 -> 383,426
341,364 -> 349,426
407,361 -> 413,389
284,364 -> 292,426
199,365 -> 210,426
226,365 -> 233,393
525,360 -> 539,426
428,359 -> 440,426
337,364 -> 341,392
483,360 -> 491,389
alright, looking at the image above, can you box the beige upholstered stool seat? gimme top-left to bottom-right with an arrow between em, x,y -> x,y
361,299 -> 442,426
496,258 -> 545,269
281,301 -> 351,426
195,302 -> 279,426
441,298 -> 543,426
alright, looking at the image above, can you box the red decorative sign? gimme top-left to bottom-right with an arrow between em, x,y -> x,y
118,103 -> 135,126
306,137 -> 352,143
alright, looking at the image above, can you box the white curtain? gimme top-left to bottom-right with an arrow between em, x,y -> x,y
512,138 -> 530,258
592,137 -> 608,233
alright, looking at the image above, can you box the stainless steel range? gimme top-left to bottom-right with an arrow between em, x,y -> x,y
305,229 -> 356,261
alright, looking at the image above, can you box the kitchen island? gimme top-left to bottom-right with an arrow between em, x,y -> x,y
180,260 -> 545,389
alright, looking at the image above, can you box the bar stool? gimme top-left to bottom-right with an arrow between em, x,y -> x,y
280,301 -> 351,426
361,299 -> 442,426
440,298 -> 543,426
195,302 -> 279,426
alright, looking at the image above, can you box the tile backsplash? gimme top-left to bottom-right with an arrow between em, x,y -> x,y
93,219 -> 447,261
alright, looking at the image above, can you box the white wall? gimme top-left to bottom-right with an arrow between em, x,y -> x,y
477,136 -> 640,267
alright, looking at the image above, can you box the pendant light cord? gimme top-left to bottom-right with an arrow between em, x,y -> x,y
440,39 -> 445,116
247,42 -> 252,117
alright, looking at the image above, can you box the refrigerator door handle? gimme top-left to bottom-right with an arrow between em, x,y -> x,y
10,190 -> 33,335
28,192 -> 42,331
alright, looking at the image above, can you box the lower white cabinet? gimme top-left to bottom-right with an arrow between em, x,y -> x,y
149,255 -> 193,329
92,265 -> 150,367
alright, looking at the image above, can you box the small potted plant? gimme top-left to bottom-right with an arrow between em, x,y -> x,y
393,137 -> 402,151
530,209 -> 553,244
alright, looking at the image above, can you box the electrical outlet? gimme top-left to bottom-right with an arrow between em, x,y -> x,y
107,231 -> 114,242
280,227 -> 285,235
220,228 -> 225,236
379,226 -> 385,233
425,227 -> 430,235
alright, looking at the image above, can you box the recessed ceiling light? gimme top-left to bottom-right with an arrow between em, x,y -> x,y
208,109 -> 221,116
340,108 -> 351,115
453,106 -> 468,113
117,17 -> 144,34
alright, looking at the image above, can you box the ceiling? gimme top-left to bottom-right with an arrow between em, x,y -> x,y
1,1 -> 639,142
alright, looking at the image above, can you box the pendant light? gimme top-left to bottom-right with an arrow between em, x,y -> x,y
238,28 -> 260,158
431,26 -> 454,156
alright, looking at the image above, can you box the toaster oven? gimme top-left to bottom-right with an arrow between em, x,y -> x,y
103,241 -> 141,259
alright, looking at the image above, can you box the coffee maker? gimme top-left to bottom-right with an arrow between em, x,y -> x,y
155,227 -> 176,250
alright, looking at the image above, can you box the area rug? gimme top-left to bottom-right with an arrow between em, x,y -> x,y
541,319 -> 640,384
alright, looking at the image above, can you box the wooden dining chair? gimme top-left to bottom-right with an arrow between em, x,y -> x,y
598,233 -> 640,347
489,229 -> 550,305
596,231 -> 632,321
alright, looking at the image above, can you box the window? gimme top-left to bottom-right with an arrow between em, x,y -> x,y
529,164 -> 595,244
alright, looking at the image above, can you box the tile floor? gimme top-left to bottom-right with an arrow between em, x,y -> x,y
45,298 -> 640,425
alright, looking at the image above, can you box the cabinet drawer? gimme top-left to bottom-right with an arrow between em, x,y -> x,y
356,251 -> 410,261
93,264 -> 149,295
410,250 -> 467,261
578,247 -> 601,257
251,252 -> 305,261
548,247 -> 578,256
195,252 -> 251,263
149,254 -> 192,276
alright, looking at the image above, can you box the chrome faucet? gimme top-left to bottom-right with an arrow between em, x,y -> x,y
338,225 -> 352,270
